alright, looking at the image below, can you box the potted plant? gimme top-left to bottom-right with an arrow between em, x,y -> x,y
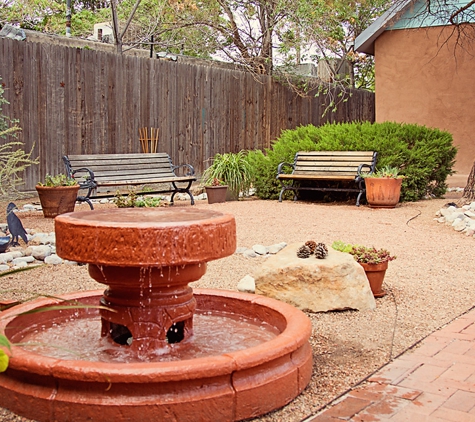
201,151 -> 253,201
332,241 -> 396,298
203,178 -> 228,204
362,165 -> 405,208
36,174 -> 80,218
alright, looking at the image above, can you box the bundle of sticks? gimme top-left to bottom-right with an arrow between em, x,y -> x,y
139,127 -> 159,153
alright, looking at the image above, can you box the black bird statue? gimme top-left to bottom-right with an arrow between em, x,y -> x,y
6,202 -> 28,246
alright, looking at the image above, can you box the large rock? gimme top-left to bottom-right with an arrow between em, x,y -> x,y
254,243 -> 376,312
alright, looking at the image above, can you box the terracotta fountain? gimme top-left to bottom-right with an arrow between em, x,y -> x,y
0,208 -> 312,421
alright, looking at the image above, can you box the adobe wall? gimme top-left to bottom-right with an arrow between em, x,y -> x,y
375,26 -> 475,187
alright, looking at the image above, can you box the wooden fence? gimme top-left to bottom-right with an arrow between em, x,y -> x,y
0,37 -> 375,192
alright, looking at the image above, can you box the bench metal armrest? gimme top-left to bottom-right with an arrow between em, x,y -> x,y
172,163 -> 195,177
276,162 -> 294,177
356,163 -> 374,181
71,167 -> 97,190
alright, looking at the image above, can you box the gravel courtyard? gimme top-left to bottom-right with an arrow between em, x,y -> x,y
0,194 -> 473,421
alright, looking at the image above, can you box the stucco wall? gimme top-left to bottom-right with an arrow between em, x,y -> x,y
375,26 -> 475,187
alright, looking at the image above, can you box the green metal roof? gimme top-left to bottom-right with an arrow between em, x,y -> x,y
355,0 -> 475,55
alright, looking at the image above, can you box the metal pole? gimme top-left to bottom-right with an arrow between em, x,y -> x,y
66,0 -> 71,37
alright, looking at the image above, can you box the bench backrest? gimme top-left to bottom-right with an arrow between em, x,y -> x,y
292,151 -> 377,177
66,153 -> 176,183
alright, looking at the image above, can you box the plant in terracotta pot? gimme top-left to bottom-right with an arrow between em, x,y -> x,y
201,151 -> 253,201
332,241 -> 396,298
362,165 -> 405,209
36,174 -> 80,218
202,177 -> 228,204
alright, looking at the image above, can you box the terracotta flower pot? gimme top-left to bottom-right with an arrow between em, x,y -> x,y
205,185 -> 228,204
360,261 -> 388,298
365,177 -> 403,208
36,185 -> 80,218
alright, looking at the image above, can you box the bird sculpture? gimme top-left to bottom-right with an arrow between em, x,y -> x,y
6,202 -> 28,246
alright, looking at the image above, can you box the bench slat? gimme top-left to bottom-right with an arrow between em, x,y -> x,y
297,151 -> 375,158
68,159 -> 171,167
95,176 -> 195,186
68,153 -> 170,160
76,166 -> 173,177
294,165 -> 363,172
278,174 -> 356,180
74,171 -> 177,179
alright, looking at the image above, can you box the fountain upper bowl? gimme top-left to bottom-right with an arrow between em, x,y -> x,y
55,208 -> 237,267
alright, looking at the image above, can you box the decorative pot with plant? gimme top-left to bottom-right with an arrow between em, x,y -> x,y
36,174 -> 80,218
332,241 -> 396,298
201,151 -> 253,201
203,178 -> 228,204
362,166 -> 405,209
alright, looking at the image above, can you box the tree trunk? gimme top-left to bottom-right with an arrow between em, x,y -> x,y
459,160 -> 475,204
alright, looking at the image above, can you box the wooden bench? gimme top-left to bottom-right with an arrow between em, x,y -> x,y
276,151 -> 378,206
63,153 -> 196,209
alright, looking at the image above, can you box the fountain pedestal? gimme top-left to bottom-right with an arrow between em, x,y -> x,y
89,263 -> 203,351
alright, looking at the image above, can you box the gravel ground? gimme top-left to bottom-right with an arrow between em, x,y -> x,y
0,194 -> 474,421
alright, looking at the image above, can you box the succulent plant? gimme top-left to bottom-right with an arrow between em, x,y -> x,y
332,241 -> 396,265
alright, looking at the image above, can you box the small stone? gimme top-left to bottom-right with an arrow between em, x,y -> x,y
446,213 -> 464,224
0,253 -> 14,263
22,204 -> 36,211
235,247 -> 248,254
252,244 -> 268,255
268,243 -> 287,254
440,207 -> 456,217
12,256 -> 35,265
243,249 -> 257,258
63,259 -> 78,265
9,251 -> 24,258
237,275 -> 255,293
100,198 -> 109,204
436,217 -> 445,223
13,261 -> 28,268
464,210 -> 475,219
195,193 -> 207,201
0,264 -> 10,271
29,245 -> 53,261
44,254 -> 63,265
453,222 -> 467,232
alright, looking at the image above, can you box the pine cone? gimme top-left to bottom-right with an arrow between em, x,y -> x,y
304,240 -> 317,254
315,243 -> 328,259
297,245 -> 312,259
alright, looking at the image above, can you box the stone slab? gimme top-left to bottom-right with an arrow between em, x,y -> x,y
253,243 -> 376,312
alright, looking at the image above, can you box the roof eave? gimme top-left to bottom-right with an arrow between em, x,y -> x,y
354,0 -> 414,55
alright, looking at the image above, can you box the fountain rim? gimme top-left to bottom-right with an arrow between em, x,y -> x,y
54,208 -> 235,228
0,289 -> 312,383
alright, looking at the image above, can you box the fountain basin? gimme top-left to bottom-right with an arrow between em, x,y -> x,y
0,289 -> 313,421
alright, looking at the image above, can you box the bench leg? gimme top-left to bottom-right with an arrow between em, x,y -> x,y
278,181 -> 296,202
356,191 -> 363,207
170,182 -> 195,206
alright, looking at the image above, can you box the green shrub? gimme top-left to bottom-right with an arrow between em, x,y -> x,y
248,122 -> 457,202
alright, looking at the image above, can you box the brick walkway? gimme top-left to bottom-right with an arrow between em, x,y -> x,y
305,307 -> 475,421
